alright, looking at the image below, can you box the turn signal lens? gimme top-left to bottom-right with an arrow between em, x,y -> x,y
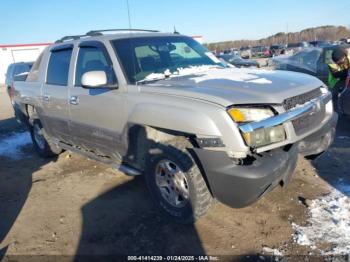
228,108 -> 246,122
228,107 -> 274,123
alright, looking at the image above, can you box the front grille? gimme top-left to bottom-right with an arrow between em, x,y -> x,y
283,87 -> 325,136
292,106 -> 326,136
283,88 -> 322,111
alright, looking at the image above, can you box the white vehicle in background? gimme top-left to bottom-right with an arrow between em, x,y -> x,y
240,46 -> 252,59
0,43 -> 50,85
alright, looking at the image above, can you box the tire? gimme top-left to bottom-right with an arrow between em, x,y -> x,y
30,119 -> 62,158
145,139 -> 213,224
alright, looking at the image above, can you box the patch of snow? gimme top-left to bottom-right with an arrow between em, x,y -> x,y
293,227 -> 311,246
139,66 -> 275,85
262,247 -> 283,256
188,68 -> 273,84
292,182 -> 350,255
142,73 -> 167,82
247,78 -> 272,84
139,65 -> 219,83
176,65 -> 219,75
0,132 -> 31,159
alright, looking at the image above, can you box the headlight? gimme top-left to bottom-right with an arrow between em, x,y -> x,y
227,107 -> 286,148
228,107 -> 274,123
242,125 -> 286,148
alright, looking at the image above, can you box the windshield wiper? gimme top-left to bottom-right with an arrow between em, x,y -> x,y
137,77 -> 165,84
137,69 -> 173,84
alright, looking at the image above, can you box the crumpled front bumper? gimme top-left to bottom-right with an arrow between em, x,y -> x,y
193,111 -> 337,208
298,111 -> 337,158
194,145 -> 298,208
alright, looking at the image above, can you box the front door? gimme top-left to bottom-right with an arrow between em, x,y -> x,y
68,41 -> 126,161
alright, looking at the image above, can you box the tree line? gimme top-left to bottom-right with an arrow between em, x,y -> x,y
204,25 -> 350,51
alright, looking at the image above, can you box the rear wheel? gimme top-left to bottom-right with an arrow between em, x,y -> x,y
30,119 -> 62,158
145,140 -> 213,224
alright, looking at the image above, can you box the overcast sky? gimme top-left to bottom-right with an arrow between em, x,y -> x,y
1,0 -> 349,44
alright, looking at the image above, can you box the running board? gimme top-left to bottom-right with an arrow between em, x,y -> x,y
57,141 -> 142,176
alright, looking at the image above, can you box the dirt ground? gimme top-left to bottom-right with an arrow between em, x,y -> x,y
0,85 -> 349,261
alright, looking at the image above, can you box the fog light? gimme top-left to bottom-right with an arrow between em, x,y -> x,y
242,125 -> 286,148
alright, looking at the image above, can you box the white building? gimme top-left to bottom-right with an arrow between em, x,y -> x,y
192,36 -> 203,44
0,43 -> 51,85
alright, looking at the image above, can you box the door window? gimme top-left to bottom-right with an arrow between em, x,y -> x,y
46,48 -> 73,86
75,46 -> 116,86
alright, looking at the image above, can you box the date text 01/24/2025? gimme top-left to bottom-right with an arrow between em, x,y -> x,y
127,256 -> 220,261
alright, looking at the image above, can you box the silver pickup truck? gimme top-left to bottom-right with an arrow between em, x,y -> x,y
13,29 -> 337,223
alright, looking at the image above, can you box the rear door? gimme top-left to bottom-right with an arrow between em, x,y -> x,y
68,41 -> 125,160
41,44 -> 73,142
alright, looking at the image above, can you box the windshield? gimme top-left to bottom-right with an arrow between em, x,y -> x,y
112,36 -> 224,83
279,48 -> 322,72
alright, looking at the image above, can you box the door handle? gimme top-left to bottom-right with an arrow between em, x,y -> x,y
69,96 -> 79,105
43,94 -> 50,102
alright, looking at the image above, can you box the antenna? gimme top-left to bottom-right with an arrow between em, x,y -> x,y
126,0 -> 138,84
174,26 -> 180,35
126,0 -> 132,29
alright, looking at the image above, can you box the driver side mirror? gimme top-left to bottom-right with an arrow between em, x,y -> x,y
81,71 -> 118,89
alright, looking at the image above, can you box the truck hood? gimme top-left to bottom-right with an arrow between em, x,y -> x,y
140,68 -> 324,107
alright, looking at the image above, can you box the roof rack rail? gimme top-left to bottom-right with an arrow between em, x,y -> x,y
86,29 -> 160,36
55,29 -> 160,44
55,35 -> 87,44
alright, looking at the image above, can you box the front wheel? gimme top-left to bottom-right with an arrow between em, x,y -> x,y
145,142 -> 213,224
30,119 -> 62,158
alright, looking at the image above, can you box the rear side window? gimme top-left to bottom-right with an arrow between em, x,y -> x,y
27,52 -> 44,82
14,64 -> 32,76
46,48 -> 73,85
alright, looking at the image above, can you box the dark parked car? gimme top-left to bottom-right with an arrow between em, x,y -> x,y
270,44 -> 286,56
271,45 -> 350,114
286,42 -> 310,54
271,45 -> 350,84
251,46 -> 271,58
218,54 -> 260,68
309,40 -> 331,47
5,62 -> 33,101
